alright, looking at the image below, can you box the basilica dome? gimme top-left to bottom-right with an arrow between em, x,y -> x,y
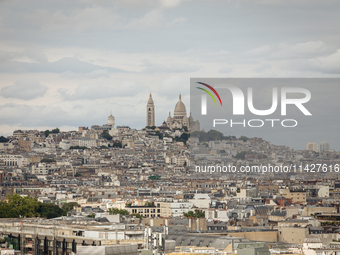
174,94 -> 187,117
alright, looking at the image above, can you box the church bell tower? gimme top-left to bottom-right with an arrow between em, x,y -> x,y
146,93 -> 155,127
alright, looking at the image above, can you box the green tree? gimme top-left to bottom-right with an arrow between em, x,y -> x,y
107,208 -> 129,215
239,136 -> 249,142
87,213 -> 96,218
0,195 -> 68,219
69,146 -> 88,150
38,203 -> 64,219
44,130 -> 50,137
51,128 -> 60,134
235,151 -> 247,160
75,172 -> 82,177
154,131 -> 163,140
183,209 -> 205,218
180,133 -> 189,141
61,202 -> 80,215
145,201 -> 154,207
101,130 -> 112,140
40,158 -> 56,163
0,194 -> 40,218
131,213 -> 143,218
0,136 -> 9,143
112,142 -> 122,148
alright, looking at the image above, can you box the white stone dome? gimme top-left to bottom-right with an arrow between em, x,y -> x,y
174,94 -> 186,117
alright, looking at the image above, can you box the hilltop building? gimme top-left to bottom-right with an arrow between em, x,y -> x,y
166,94 -> 200,132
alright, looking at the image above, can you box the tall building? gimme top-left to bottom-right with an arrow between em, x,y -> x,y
305,142 -> 319,152
146,93 -> 155,127
319,141 -> 330,152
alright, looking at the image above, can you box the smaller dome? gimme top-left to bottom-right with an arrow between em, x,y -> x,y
183,116 -> 189,121
189,112 -> 194,122
167,112 -> 173,122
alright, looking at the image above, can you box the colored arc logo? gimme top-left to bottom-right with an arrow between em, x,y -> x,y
196,82 -> 223,106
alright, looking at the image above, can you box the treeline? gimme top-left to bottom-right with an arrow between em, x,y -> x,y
183,209 -> 205,218
0,194 -> 79,219
191,130 -> 250,142
107,208 -> 142,218
0,136 -> 9,143
44,128 -> 60,137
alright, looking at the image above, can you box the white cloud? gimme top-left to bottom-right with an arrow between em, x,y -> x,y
303,50 -> 340,74
28,6 -> 119,32
1,80 -> 48,100
159,0 -> 187,8
157,76 -> 190,99
58,80 -> 145,101
124,9 -> 164,29
142,59 -> 199,73
247,41 -> 337,60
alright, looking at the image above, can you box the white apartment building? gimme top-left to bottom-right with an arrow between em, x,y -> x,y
32,163 -> 57,175
78,137 -> 97,148
170,202 -> 193,217
305,142 -> 319,152
0,154 -> 29,167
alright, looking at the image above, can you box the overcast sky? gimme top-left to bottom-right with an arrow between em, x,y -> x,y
1,0 -> 340,149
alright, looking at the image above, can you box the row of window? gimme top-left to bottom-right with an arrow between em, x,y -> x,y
131,209 -> 161,214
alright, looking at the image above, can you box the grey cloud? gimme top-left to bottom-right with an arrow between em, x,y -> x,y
0,103 -> 69,127
142,59 -> 199,73
156,76 -> 190,99
0,48 -> 48,63
284,50 -> 340,74
1,80 -> 48,100
58,81 -> 145,101
60,69 -> 110,79
0,98 -> 148,130
254,63 -> 271,73
247,41 -> 337,60
218,67 -> 233,73
25,48 -> 48,63
0,57 -> 126,74
0,49 -> 22,62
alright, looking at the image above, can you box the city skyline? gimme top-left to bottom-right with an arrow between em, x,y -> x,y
1,0 -> 340,142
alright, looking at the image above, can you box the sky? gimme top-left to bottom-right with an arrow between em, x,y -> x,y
0,0 -> 340,149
